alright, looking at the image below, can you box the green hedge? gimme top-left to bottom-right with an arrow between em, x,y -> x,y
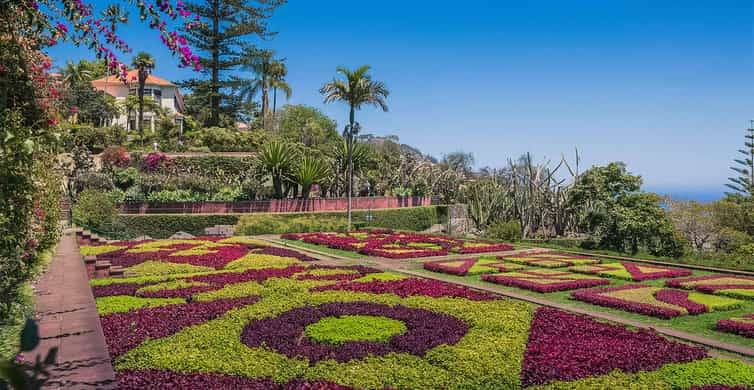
114,214 -> 242,239
235,206 -> 442,235
93,206 -> 443,239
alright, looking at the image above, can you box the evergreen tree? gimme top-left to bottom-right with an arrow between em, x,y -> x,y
181,0 -> 286,127
726,121 -> 754,197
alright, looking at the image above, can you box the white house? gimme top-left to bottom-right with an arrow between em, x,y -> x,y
91,70 -> 185,132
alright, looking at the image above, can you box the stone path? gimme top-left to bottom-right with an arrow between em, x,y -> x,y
30,231 -> 116,389
258,235 -> 754,361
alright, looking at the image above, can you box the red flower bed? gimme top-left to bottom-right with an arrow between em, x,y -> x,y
240,302 -> 468,364
621,262 -> 692,281
136,285 -> 217,299
481,272 -> 609,293
520,308 -> 707,386
423,258 -> 478,275
571,285 -> 683,319
654,289 -> 708,315
665,275 -> 754,293
311,278 -> 497,301
101,296 -> 259,358
716,314 -> 754,338
94,242 -> 251,269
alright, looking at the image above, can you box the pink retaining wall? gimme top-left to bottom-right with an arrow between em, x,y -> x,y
119,196 -> 435,214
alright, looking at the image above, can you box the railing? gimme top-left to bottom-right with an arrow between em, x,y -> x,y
118,196 -> 440,215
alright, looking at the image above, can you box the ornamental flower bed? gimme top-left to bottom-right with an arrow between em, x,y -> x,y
571,285 -> 743,319
481,269 -> 611,293
83,238 -> 754,388
283,230 -> 514,259
666,275 -> 754,300
499,252 -> 601,268
716,314 -> 754,338
569,262 -> 693,281
423,258 -> 525,276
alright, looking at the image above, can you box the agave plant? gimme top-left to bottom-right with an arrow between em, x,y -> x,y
256,141 -> 297,199
294,156 -> 331,199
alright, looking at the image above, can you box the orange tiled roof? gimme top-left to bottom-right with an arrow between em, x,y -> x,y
91,70 -> 176,87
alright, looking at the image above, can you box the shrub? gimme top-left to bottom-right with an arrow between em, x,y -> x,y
108,189 -> 126,203
142,153 -> 174,172
147,190 -> 206,203
716,228 -> 752,253
235,207 -> 440,235
114,215 -> 242,239
72,189 -> 118,230
114,167 -> 139,190
101,146 -> 131,171
484,220 -> 522,242
73,171 -> 114,195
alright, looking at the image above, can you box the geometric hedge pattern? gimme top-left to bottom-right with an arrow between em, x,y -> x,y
423,258 -> 525,276
569,262 -> 693,281
481,269 -> 611,293
498,252 -> 602,268
82,238 -> 754,389
717,314 -> 754,338
572,285 -> 743,319
666,275 -> 754,300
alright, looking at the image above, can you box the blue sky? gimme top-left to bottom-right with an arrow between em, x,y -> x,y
48,0 -> 753,201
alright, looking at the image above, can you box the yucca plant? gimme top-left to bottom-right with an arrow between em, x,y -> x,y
257,141 -> 297,199
294,156 -> 330,199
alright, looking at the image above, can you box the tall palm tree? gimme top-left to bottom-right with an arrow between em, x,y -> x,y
320,65 -> 389,231
294,156 -> 330,199
270,59 -> 291,117
257,141 -> 297,199
239,52 -> 291,128
131,52 -> 156,144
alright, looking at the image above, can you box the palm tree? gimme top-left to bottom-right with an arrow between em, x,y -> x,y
270,59 -> 291,117
60,61 -> 94,87
131,52 -> 156,144
257,141 -> 297,199
121,95 -> 159,133
239,52 -> 291,128
293,156 -> 330,199
320,65 -> 389,231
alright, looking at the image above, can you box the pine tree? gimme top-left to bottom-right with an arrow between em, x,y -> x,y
726,120 -> 754,197
181,0 -> 286,127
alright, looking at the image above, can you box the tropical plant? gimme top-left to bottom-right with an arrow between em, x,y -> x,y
59,60 -> 95,87
320,65 -> 389,230
256,142 -> 297,199
121,95 -> 159,133
270,58 -> 290,116
131,52 -> 156,143
328,139 -> 373,198
726,120 -> 754,197
293,156 -> 330,199
464,180 -> 507,230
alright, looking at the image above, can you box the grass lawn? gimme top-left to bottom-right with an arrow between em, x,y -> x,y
409,258 -> 754,350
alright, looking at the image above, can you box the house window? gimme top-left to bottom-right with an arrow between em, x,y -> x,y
153,89 -> 162,101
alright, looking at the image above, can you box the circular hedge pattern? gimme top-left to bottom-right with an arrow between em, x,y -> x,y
240,301 -> 468,364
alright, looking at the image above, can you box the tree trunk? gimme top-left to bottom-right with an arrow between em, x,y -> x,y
261,85 -> 269,128
346,106 -> 355,232
272,175 -> 283,199
138,78 -> 145,146
209,0 -> 220,127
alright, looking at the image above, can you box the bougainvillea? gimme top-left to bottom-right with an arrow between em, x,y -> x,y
569,262 -> 692,281
499,252 -> 601,268
481,269 -> 611,293
241,302 -> 468,364
521,308 -> 707,386
571,285 -> 742,319
423,258 -> 525,276
716,314 -> 754,338
666,275 -> 754,300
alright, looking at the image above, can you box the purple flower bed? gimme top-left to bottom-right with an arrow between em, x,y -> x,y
621,262 -> 692,281
187,265 -> 308,285
92,282 -> 145,298
520,308 -> 707,387
101,296 -> 259,358
98,243 -> 251,269
716,314 -> 754,338
240,301 -> 468,364
423,258 -> 477,276
311,278 -> 498,301
257,246 -> 318,262
571,285 -> 684,319
117,369 -> 354,390
481,273 -> 610,293
665,275 -> 754,294
654,289 -> 708,315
